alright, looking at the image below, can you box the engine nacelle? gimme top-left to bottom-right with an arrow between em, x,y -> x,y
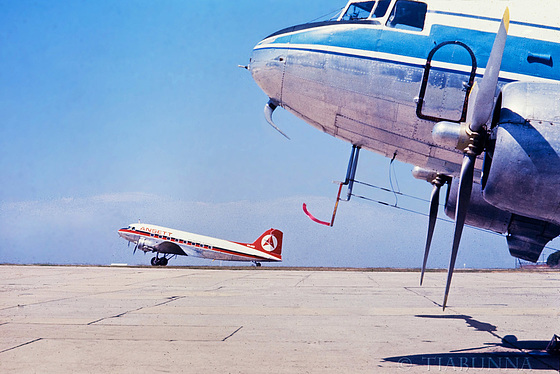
482,82 -> 560,225
445,178 -> 511,234
137,237 -> 157,252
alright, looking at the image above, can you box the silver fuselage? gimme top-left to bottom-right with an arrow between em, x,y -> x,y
250,0 -> 560,180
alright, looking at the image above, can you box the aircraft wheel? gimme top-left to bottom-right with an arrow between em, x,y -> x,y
255,262 -> 261,267
151,257 -> 158,266
159,257 -> 168,266
547,251 -> 560,267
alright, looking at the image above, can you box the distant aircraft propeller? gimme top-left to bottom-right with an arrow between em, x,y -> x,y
442,8 -> 509,310
264,99 -> 290,140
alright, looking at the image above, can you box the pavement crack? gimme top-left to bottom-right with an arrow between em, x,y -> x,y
367,275 -> 381,287
0,338 -> 42,354
88,296 -> 184,325
295,273 -> 312,287
222,326 -> 243,341
209,274 -> 253,288
404,286 -> 443,308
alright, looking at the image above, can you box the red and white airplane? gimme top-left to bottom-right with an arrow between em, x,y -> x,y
118,223 -> 283,266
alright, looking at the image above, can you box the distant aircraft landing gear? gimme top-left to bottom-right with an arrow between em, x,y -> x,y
151,256 -> 169,266
253,261 -> 262,267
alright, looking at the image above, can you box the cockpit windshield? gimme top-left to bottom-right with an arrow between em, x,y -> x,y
340,0 -> 391,21
341,1 -> 375,20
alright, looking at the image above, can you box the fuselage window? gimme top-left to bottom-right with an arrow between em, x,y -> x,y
386,0 -> 427,31
341,1 -> 376,21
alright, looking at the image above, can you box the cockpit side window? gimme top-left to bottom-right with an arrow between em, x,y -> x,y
371,0 -> 391,18
341,1 -> 377,21
386,0 -> 428,31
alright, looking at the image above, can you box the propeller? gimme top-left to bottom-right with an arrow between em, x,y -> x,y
133,241 -> 139,255
264,99 -> 290,140
420,175 -> 449,286
442,8 -> 509,310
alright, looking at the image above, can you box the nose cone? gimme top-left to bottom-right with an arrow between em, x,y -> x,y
118,227 -> 134,242
249,37 -> 287,104
118,228 -> 127,239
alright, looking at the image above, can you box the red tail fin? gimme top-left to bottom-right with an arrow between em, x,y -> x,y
252,229 -> 283,258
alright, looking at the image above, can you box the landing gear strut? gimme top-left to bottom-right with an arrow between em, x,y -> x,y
253,261 -> 262,267
303,145 -> 361,227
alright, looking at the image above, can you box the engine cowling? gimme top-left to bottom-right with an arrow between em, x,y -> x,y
445,178 -> 511,234
137,237 -> 157,252
482,82 -> 560,225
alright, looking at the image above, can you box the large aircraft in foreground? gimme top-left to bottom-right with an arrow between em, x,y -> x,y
248,0 -> 560,308
118,224 -> 283,266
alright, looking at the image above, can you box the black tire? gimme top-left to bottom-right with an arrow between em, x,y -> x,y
151,257 -> 158,266
547,251 -> 560,267
159,257 -> 168,266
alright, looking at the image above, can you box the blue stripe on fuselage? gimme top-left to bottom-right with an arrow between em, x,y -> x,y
254,45 -> 517,84
264,23 -> 560,81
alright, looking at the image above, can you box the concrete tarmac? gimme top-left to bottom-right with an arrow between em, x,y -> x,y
0,265 -> 559,373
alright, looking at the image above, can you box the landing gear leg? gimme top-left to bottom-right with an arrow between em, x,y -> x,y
302,145 -> 361,227
253,261 -> 262,267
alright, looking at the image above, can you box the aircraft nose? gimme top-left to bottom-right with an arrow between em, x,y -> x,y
118,228 -> 128,239
249,38 -> 287,105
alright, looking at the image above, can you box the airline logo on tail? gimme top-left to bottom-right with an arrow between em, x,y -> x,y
261,235 -> 278,252
250,229 -> 283,259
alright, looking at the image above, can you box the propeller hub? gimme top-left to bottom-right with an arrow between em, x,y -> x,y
464,127 -> 486,156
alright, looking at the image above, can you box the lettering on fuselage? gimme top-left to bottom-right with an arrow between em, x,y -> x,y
140,227 -> 173,237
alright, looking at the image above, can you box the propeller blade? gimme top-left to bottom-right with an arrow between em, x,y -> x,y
264,100 -> 290,140
442,8 -> 509,310
468,8 -> 509,132
133,242 -> 138,255
443,153 -> 476,310
420,182 -> 441,286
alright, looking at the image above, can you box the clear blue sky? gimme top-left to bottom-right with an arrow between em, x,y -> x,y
0,0 -> 545,268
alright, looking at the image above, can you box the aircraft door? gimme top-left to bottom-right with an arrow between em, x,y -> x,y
416,41 -> 477,123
